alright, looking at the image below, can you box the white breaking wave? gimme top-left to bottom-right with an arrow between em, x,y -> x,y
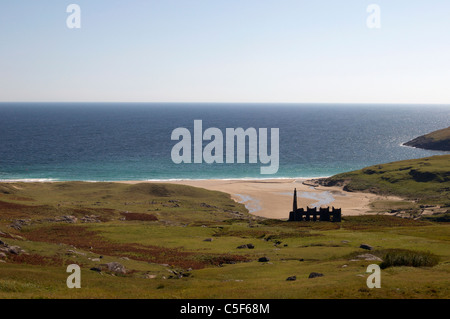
0,178 -> 59,182
0,176 -> 332,183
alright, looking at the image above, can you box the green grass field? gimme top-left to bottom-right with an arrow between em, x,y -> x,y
0,178 -> 449,299
322,155 -> 450,207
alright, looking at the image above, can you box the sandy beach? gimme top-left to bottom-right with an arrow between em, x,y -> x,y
123,178 -> 404,219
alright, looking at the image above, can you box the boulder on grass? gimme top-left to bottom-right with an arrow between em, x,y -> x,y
308,272 -> 324,279
360,244 -> 373,250
286,276 -> 296,281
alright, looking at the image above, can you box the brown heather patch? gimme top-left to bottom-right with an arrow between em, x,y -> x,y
0,200 -> 33,211
0,200 -> 57,220
120,212 -> 158,221
23,225 -> 247,269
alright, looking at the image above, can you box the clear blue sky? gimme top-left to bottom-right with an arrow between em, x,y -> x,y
1,0 -> 450,103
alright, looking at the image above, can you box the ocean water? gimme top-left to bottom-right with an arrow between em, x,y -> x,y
0,103 -> 448,181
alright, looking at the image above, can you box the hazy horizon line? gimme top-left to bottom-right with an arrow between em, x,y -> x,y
1,101 -> 450,106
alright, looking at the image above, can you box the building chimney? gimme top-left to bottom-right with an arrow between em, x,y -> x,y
293,188 -> 297,211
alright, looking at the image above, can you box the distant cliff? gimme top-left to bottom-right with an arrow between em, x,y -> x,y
404,126 -> 450,151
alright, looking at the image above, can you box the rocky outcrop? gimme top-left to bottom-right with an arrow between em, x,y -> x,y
0,239 -> 26,259
167,269 -> 191,279
286,276 -> 296,281
8,216 -> 79,230
81,215 -> 102,223
237,243 -> 254,249
9,219 -> 31,230
90,262 -> 127,274
104,262 -> 127,274
353,254 -> 382,261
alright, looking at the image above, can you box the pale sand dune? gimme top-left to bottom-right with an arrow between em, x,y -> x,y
122,179 -> 404,219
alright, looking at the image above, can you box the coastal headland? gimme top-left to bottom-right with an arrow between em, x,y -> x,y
404,126 -> 450,151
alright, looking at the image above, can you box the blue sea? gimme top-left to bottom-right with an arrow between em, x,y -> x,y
0,103 -> 448,181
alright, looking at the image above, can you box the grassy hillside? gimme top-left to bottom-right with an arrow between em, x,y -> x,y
0,181 -> 449,299
404,126 -> 450,151
322,155 -> 450,207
